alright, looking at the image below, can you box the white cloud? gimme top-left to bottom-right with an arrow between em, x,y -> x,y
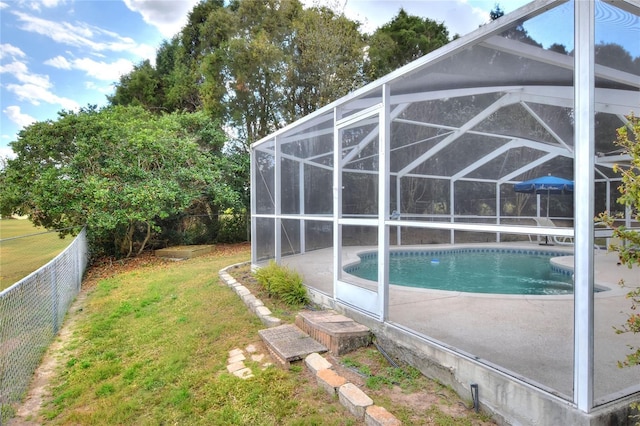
85,81 -> 114,94
0,56 -> 80,111
45,55 -> 134,81
44,55 -> 72,69
0,60 -> 52,88
0,43 -> 27,60
131,43 -> 158,64
328,0 -> 524,38
72,57 -> 134,81
3,105 -> 36,128
6,82 -> 79,110
123,0 -> 199,38
23,0 -> 65,12
41,0 -> 65,8
12,10 -> 143,54
11,10 -> 159,66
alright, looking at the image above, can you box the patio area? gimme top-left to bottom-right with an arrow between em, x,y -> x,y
278,243 -> 640,403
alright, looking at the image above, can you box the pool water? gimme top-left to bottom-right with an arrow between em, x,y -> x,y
346,249 -> 576,295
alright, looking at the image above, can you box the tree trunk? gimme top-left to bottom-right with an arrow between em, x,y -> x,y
124,222 -> 135,258
137,222 -> 152,256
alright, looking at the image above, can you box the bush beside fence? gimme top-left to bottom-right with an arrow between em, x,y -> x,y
0,228 -> 88,425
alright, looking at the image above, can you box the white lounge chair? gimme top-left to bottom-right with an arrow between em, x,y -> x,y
532,217 -> 574,246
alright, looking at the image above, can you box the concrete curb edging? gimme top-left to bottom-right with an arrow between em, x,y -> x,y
219,262 -> 282,328
218,262 -> 401,425
306,352 -> 401,425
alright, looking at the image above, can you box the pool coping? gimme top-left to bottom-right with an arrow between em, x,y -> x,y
337,244 -> 625,298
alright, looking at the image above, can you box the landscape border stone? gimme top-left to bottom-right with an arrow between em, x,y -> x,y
219,262 -> 400,425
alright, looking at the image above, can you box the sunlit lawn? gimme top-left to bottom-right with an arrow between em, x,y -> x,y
38,246 -> 359,425
0,219 -> 73,291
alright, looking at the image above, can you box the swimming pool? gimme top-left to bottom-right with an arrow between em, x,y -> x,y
345,248 -> 578,295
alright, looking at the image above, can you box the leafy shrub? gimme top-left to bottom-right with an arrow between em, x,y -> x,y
253,261 -> 309,307
216,210 -> 248,243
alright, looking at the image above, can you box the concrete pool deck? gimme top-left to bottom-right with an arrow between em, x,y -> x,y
277,243 -> 640,404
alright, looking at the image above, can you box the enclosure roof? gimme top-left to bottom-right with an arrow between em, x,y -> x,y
253,0 -> 640,185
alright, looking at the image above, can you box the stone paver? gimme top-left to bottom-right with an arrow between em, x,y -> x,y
225,344 -> 272,380
232,368 -> 254,379
228,353 -> 246,364
227,361 -> 246,373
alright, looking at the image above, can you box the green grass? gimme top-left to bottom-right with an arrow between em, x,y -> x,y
0,219 -> 73,290
38,246 -> 359,425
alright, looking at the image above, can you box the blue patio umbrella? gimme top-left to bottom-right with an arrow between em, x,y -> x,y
514,175 -> 574,218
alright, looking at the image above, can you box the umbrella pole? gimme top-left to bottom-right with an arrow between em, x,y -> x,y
546,190 -> 550,218
544,190 -> 552,245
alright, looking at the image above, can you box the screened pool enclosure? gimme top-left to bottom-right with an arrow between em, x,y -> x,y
251,0 -> 639,423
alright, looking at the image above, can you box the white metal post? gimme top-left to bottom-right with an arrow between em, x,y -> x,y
450,180 -> 455,243
396,178 -> 401,245
496,182 -> 501,242
333,107 -> 342,300
573,0 -> 595,413
299,162 -> 306,254
378,84 -> 391,321
250,149 -> 257,263
275,136 -> 282,263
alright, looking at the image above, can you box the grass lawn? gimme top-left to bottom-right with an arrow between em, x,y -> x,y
31,245 -> 362,425
20,244 -> 493,425
0,219 -> 74,291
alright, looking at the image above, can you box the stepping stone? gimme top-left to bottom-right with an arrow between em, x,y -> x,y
258,324 -> 327,368
228,353 -> 246,364
251,354 -> 265,362
229,348 -> 244,358
227,361 -> 246,373
232,367 -> 254,379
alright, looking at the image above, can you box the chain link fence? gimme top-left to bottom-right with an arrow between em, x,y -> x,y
0,228 -> 88,425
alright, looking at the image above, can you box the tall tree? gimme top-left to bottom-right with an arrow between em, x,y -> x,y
285,6 -> 366,120
365,8 -> 450,80
221,0 -> 302,146
157,37 -> 203,112
108,60 -> 162,110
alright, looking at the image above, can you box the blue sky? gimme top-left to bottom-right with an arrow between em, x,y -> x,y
0,0 -> 534,159
0,0 -> 200,158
